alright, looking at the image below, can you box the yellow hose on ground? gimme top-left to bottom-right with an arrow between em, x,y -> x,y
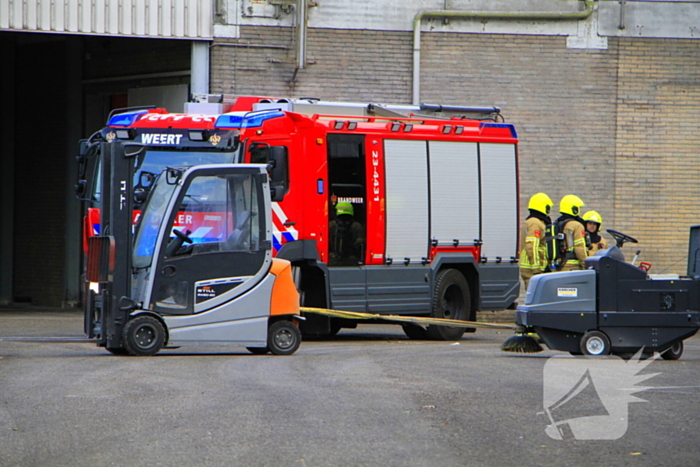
300,307 -> 515,330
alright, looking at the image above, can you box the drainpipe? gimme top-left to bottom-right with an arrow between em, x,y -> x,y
296,0 -> 309,69
412,0 -> 597,104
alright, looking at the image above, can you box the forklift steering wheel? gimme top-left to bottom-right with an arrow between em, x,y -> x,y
173,229 -> 193,244
606,229 -> 638,248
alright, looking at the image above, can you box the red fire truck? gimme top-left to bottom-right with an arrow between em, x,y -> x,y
77,95 -> 520,340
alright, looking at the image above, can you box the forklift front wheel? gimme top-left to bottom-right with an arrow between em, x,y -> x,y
580,331 -> 611,356
123,316 -> 166,356
268,320 -> 301,356
661,341 -> 683,361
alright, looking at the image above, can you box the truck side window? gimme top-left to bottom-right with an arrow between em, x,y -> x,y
327,134 -> 366,266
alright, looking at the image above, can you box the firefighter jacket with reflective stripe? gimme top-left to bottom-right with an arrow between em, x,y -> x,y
561,218 -> 588,270
520,216 -> 548,280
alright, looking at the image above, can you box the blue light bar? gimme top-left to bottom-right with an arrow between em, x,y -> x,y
480,122 -> 518,139
215,110 -> 285,129
108,110 -> 150,127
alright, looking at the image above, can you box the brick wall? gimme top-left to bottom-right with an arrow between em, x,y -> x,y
212,26 -> 699,276
211,26 -> 413,101
614,38 -> 700,275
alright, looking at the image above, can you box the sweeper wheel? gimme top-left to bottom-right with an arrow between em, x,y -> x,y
580,330 -> 611,356
661,341 -> 683,361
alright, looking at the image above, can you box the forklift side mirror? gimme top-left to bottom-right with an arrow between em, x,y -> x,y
166,168 -> 183,185
139,171 -> 156,189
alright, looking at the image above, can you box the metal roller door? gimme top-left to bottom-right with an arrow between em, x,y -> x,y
479,143 -> 518,260
384,140 -> 429,263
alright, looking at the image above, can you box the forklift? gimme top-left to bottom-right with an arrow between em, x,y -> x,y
515,229 -> 700,358
82,141 -> 302,356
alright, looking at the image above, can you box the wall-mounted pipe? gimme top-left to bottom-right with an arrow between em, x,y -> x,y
296,0 -> 309,69
412,1 -> 597,104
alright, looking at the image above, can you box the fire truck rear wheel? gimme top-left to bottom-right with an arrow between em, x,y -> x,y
426,269 -> 470,341
122,316 -> 166,357
402,323 -> 427,340
268,320 -> 301,355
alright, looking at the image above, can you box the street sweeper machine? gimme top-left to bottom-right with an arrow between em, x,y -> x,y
510,228 -> 700,359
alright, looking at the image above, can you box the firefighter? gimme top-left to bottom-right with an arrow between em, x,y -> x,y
329,202 -> 364,266
556,195 -> 588,271
519,193 -> 553,289
582,210 -> 609,252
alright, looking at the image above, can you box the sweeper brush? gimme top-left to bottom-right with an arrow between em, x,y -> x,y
500,331 -> 543,353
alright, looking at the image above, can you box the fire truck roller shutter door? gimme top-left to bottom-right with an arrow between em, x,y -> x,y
479,143 -> 518,260
383,140 -> 430,263
428,141 -> 480,246
478,143 -> 520,310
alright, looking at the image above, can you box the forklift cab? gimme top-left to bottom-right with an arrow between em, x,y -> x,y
86,154 -> 301,356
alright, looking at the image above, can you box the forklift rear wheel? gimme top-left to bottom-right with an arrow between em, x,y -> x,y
426,269 -> 470,341
580,331 -> 611,356
268,320 -> 301,355
123,316 -> 165,356
661,341 -> 683,361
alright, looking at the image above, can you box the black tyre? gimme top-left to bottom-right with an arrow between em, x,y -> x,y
122,316 -> 166,356
402,323 -> 427,340
247,346 -> 270,355
580,330 -> 611,356
661,341 -> 683,361
426,269 -> 471,341
268,320 -> 301,355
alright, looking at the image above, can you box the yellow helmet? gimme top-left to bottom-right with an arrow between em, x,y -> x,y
528,193 -> 553,215
559,195 -> 585,216
582,210 -> 603,228
336,201 -> 354,216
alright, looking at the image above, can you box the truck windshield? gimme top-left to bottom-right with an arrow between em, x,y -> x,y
133,175 -> 178,269
92,149 -> 240,203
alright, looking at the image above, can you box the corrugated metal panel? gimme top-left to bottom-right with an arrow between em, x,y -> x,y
428,141 -> 480,246
384,139 -> 430,263
479,143 -> 518,260
0,0 -> 212,39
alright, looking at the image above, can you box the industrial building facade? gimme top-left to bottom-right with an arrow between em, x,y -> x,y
1,0 -> 699,306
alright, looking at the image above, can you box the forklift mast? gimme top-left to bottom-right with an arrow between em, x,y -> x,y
85,142 -> 141,350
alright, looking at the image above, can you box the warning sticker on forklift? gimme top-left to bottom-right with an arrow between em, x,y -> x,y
557,288 -> 578,297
